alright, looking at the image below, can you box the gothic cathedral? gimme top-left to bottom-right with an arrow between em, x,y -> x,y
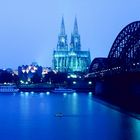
53,17 -> 91,73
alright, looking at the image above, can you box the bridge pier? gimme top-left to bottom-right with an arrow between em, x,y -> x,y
93,72 -> 140,113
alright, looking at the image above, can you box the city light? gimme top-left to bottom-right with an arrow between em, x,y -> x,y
25,82 -> 28,84
88,81 -> 92,85
73,81 -> 76,84
70,74 -> 77,78
67,76 -> 70,78
20,80 -> 24,84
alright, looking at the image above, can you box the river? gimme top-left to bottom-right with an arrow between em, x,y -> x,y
0,92 -> 139,140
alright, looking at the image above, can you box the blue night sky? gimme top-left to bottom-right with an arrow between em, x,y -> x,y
0,0 -> 139,69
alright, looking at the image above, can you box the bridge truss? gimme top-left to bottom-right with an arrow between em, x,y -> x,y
88,21 -> 140,78
108,21 -> 140,72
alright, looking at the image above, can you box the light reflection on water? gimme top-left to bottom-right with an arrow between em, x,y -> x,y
46,91 -> 50,95
0,92 -> 139,140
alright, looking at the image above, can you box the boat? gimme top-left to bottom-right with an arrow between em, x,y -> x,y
0,84 -> 19,93
52,87 -> 76,93
55,112 -> 64,117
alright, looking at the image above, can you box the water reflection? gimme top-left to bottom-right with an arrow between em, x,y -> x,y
63,93 -> 67,96
73,92 -> 78,97
25,92 -> 29,97
13,93 -> 16,96
40,92 -> 45,97
46,91 -> 50,95
0,92 -> 139,140
88,91 -> 92,95
133,119 -> 140,140
20,92 -> 30,119
20,93 -> 24,97
88,92 -> 93,98
71,92 -> 78,114
30,91 -> 34,95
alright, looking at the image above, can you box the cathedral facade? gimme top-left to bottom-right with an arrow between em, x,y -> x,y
52,17 -> 91,73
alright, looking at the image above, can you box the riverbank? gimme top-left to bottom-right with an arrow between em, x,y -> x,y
93,95 -> 140,120
17,81 -> 94,92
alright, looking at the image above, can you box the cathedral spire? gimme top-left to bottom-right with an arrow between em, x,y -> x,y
57,16 -> 68,51
60,16 -> 65,35
70,17 -> 81,51
73,17 -> 79,34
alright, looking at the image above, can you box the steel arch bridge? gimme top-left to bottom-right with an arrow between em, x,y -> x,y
88,21 -> 140,78
108,21 -> 140,71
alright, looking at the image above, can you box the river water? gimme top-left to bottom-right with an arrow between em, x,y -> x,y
0,92 -> 139,140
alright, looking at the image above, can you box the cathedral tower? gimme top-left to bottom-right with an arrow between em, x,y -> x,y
57,17 -> 68,51
70,17 -> 81,51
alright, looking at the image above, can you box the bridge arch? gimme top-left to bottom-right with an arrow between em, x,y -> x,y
89,58 -> 108,73
108,21 -> 140,69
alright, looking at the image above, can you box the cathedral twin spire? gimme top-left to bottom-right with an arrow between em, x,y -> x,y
60,16 -> 79,35
58,16 -> 81,51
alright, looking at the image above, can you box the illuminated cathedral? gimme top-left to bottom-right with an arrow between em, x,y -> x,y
52,17 -> 91,73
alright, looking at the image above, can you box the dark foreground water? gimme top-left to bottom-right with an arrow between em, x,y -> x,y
0,92 -> 139,140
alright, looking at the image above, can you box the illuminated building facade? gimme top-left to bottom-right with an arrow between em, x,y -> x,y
18,62 -> 43,83
53,17 -> 91,73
